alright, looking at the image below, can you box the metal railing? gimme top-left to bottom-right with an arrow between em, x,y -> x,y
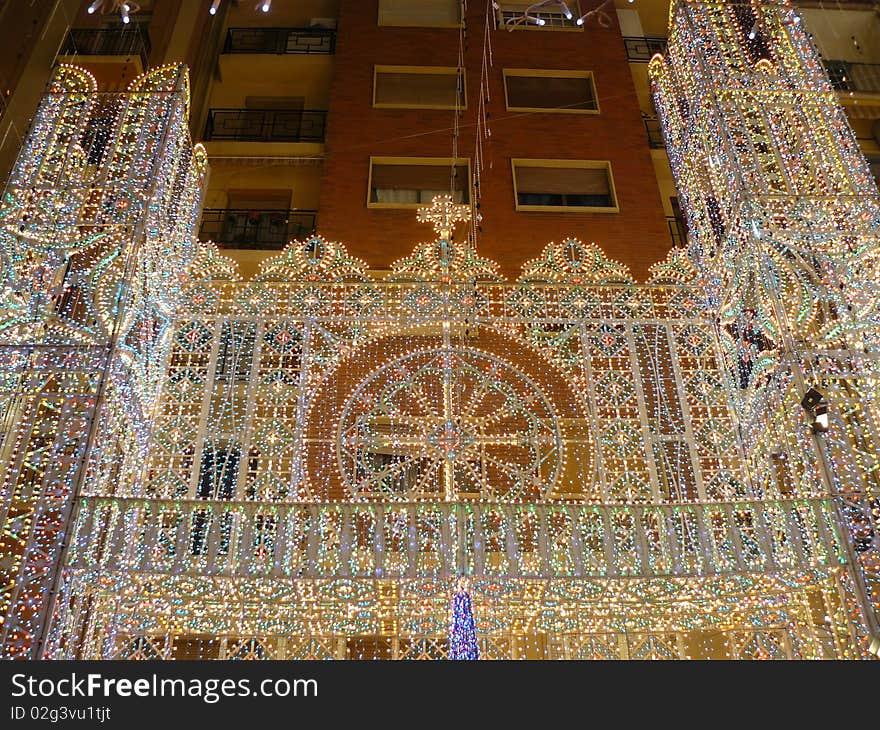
199,208 -> 317,249
644,116 -> 664,148
823,59 -> 880,94
59,27 -> 151,67
497,8 -> 579,29
203,108 -> 327,142
667,216 -> 687,248
623,36 -> 668,62
67,496 -> 844,581
223,27 -> 336,54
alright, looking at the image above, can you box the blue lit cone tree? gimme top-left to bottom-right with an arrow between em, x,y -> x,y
449,576 -> 479,660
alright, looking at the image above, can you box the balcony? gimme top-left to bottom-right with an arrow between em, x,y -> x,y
203,109 -> 327,142
623,36 -> 668,62
223,27 -> 336,54
198,209 -> 317,250
67,495 -> 843,580
823,59 -> 880,94
59,27 -> 151,68
644,116 -> 664,148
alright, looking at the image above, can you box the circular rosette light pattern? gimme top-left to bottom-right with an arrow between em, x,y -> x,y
335,346 -> 565,501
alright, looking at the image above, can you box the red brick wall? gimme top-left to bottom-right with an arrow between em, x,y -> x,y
317,0 -> 670,280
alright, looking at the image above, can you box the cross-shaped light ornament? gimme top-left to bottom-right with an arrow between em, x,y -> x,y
416,194 -> 471,239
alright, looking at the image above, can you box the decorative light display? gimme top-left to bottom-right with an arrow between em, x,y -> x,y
449,577 -> 479,660
650,0 -> 880,650
1,0 -> 879,660
0,63 -> 206,658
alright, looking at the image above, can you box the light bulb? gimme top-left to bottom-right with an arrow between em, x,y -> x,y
564,11 -> 572,19
576,17 -> 584,26
261,0 -> 271,11
535,17 -> 545,26
210,0 -> 221,14
87,0 -> 100,14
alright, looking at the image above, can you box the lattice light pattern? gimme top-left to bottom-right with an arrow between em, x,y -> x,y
1,0 -> 880,658
650,0 -> 880,645
0,64 -> 207,658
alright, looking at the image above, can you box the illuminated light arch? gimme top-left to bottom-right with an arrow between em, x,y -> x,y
256,234 -> 369,284
390,238 -> 504,284
518,238 -> 633,285
647,247 -> 699,286
128,63 -> 190,115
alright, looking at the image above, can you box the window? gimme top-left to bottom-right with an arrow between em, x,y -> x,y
512,159 -> 618,212
368,157 -> 470,208
373,66 -> 464,109
503,69 -> 598,113
495,2 -> 582,30
378,0 -> 461,27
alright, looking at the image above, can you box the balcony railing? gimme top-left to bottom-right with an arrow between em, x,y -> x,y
667,216 -> 687,248
59,27 -> 151,67
823,59 -> 880,94
623,36 -> 668,62
203,108 -> 327,142
223,27 -> 336,54
199,208 -> 317,249
67,496 -> 845,580
644,116 -> 664,148
497,7 -> 579,29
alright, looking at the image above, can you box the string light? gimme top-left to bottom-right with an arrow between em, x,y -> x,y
0,1 -> 878,660
650,0 -> 880,652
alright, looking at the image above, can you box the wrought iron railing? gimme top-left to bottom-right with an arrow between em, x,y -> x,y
203,108 -> 327,142
497,8 -> 579,29
59,27 -> 151,67
223,26 -> 336,54
823,59 -> 880,94
199,208 -> 317,249
623,36 -> 668,62
68,496 -> 844,580
644,116 -> 664,148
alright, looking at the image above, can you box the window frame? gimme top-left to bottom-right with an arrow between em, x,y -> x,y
367,156 -> 472,210
502,68 -> 599,115
377,0 -> 463,28
372,65 -> 466,110
511,158 -> 619,213
494,1 -> 583,31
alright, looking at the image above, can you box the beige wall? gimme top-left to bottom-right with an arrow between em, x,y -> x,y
801,8 -> 880,63
204,162 -> 323,210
